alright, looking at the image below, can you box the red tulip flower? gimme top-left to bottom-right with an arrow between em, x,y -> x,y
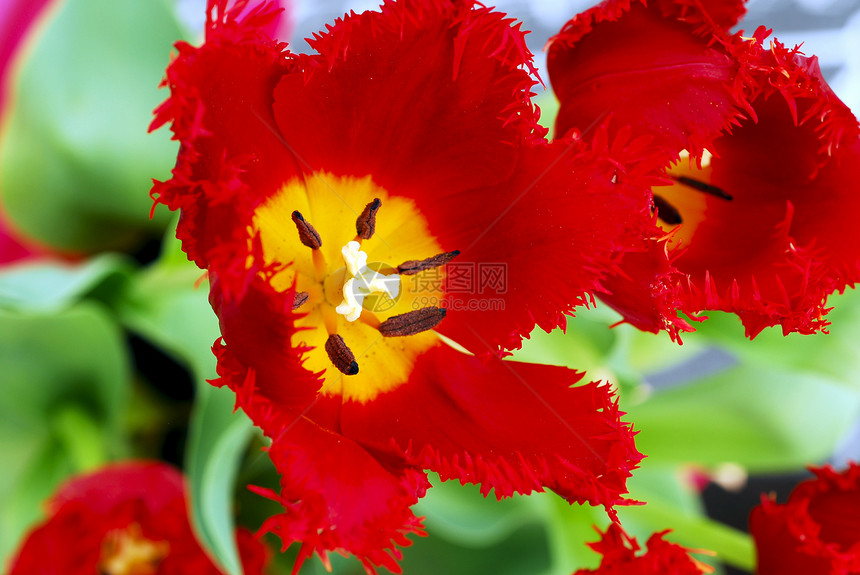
0,0 -> 55,264
7,461 -> 269,575
547,0 -> 860,340
152,0 -> 647,571
750,462 -> 860,575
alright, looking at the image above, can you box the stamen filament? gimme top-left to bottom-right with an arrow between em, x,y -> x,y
359,309 -> 381,329
397,250 -> 460,275
312,249 -> 328,282
325,334 -> 359,375
379,307 -> 446,337
322,304 -> 339,335
355,198 -> 381,240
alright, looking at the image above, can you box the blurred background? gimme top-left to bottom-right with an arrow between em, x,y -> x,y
2,1 -> 859,574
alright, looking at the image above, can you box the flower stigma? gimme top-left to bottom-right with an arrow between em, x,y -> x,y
335,240 -> 401,322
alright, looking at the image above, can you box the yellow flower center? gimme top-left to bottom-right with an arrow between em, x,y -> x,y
98,524 -> 168,575
253,172 -> 449,403
653,150 -> 728,248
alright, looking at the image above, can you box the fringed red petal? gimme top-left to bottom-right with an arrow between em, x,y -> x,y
250,410 -> 428,575
547,0 -> 747,158
597,239 -> 699,342
209,0 -> 291,43
271,0 -> 541,199
661,0 -> 746,33
573,523 -> 709,574
341,345 -> 642,512
428,129 -> 657,353
210,272 -> 323,409
208,239 -> 423,575
150,0 -> 293,275
750,462 -> 860,575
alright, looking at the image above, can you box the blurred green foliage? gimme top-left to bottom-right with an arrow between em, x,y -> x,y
0,0 -> 185,253
0,277 -> 132,561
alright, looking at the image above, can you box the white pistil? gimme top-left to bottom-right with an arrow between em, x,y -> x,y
335,241 -> 400,322
679,148 -> 713,168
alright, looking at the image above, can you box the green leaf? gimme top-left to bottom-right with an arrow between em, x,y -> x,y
398,521 -> 552,575
533,89 -> 560,137
0,254 -> 134,312
0,304 -> 129,443
415,474 -> 545,548
513,305 -> 709,399
0,0 -> 186,252
693,289 -> 860,390
0,303 -> 130,564
514,307 -> 617,373
394,481 -> 553,575
116,251 -> 215,376
626,363 -> 860,472
187,384 -> 255,575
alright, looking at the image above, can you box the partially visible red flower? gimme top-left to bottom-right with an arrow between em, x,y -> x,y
573,523 -> 711,575
0,210 -> 41,263
0,0 -> 54,120
7,461 -> 269,575
152,0 -> 646,572
750,462 -> 860,575
0,0 -> 55,264
547,0 -> 860,340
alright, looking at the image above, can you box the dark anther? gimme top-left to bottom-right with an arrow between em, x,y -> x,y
291,211 -> 322,249
673,175 -> 733,201
379,307 -> 446,337
325,334 -> 359,375
653,194 -> 682,225
397,250 -> 460,275
356,198 -> 381,239
292,291 -> 310,310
